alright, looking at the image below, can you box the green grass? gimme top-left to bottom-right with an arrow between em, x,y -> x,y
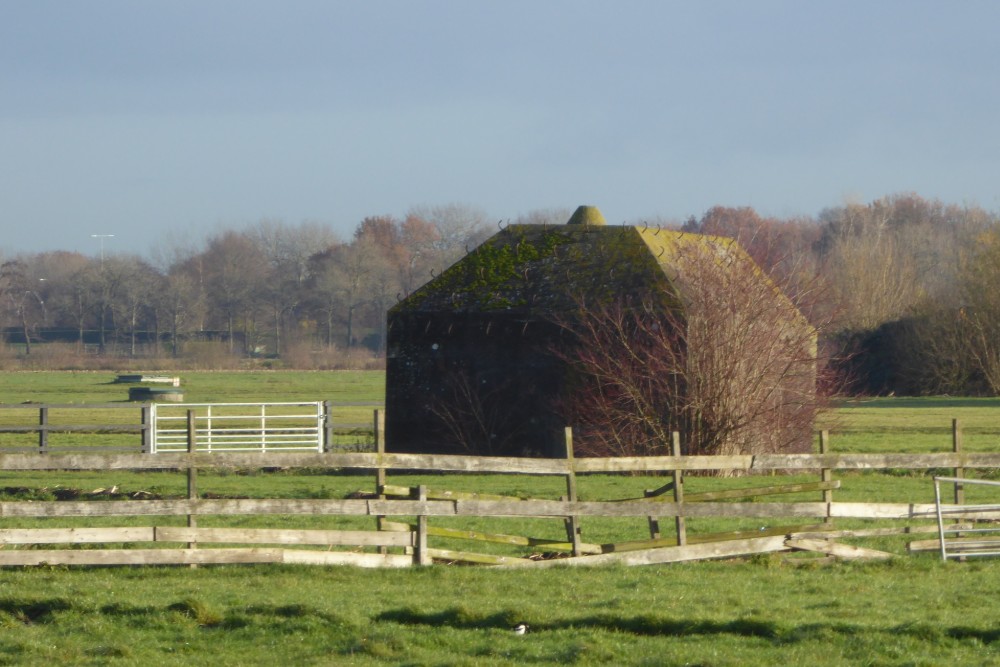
1,372 -> 1000,664
1,559 -> 1000,665
0,370 -> 384,405
819,395 -> 1000,452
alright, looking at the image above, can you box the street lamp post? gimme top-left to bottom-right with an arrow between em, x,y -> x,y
91,234 -> 115,265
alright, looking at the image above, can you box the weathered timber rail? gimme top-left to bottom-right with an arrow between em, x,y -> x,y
1,450 -> 998,472
0,445 -> 995,568
0,403 -> 152,453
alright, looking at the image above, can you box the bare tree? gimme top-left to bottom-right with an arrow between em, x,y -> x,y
959,227 -> 1000,394
108,256 -> 162,358
426,367 -> 536,456
405,203 -> 491,262
199,231 -> 267,354
553,239 -> 823,460
248,219 -> 339,355
0,260 -> 47,355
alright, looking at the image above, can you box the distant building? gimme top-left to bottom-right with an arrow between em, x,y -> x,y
385,206 -> 816,457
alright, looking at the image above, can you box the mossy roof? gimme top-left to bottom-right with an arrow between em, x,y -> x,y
392,224 -> 767,316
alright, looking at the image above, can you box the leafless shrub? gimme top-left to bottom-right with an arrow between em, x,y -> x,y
553,239 -> 824,461
427,367 -> 535,456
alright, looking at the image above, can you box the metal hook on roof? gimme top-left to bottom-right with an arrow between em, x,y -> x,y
498,219 -> 507,231
396,292 -> 402,303
657,247 -> 665,258
653,225 -> 662,236
430,268 -> 436,278
642,221 -> 649,232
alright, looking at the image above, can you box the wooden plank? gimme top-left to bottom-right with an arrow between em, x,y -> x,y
0,548 -> 284,567
454,499 -> 830,518
509,536 -> 790,568
280,550 -> 412,568
4,450 -> 1000,474
422,548 -> 522,566
828,502 -> 984,520
573,455 -> 753,473
2,498 -> 983,521
0,425 -> 147,434
155,527 -> 413,547
381,485 -> 529,503
378,519 -> 603,554
785,538 -> 894,560
0,527 -> 154,544
793,524 -> 967,540
0,403 -> 142,410
644,481 -> 675,498
750,453 -> 1000,471
0,498 -> 453,518
682,481 -> 840,502
603,524 -> 826,553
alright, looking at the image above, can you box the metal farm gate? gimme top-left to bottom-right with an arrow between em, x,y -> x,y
150,402 -> 326,453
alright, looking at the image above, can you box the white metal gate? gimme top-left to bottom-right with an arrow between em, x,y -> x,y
934,476 -> 1000,561
151,402 -> 325,453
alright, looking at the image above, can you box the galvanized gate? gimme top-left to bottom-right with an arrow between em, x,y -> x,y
150,402 -> 326,453
934,476 -> 1000,561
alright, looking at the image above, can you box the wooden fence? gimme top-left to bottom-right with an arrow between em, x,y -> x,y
0,413 -> 995,568
0,402 -> 382,454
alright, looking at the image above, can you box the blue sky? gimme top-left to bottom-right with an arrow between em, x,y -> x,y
2,1 -> 998,256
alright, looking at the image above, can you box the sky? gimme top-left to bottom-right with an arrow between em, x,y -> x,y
2,1 -> 999,257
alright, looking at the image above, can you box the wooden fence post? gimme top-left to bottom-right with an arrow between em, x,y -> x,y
374,409 -> 388,554
953,419 -> 965,507
186,410 -> 198,558
322,400 -> 334,452
564,427 -> 583,557
820,430 -> 833,526
416,485 -> 430,566
672,431 -> 687,547
645,488 -> 661,540
140,404 -> 152,454
38,406 -> 48,455
953,418 -> 966,560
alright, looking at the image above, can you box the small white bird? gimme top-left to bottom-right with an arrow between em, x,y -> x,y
513,623 -> 529,635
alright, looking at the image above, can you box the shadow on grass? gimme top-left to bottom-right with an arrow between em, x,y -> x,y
376,606 -> 1000,645
0,597 -> 73,623
375,607 -> 779,638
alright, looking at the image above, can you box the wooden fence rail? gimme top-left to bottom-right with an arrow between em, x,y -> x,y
0,448 -> 993,568
2,450 -> 1000,473
1,411 -> 999,568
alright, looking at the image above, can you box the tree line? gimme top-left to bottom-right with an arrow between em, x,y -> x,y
2,193 -> 999,396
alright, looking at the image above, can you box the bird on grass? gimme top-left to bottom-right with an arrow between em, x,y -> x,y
512,623 -> 529,635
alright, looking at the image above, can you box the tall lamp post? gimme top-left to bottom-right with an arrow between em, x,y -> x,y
91,234 -> 115,265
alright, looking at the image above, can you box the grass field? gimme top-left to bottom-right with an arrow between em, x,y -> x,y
1,372 -> 1000,665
